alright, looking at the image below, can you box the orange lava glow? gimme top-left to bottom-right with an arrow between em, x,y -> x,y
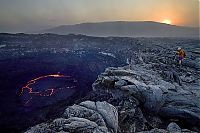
19,74 -> 76,98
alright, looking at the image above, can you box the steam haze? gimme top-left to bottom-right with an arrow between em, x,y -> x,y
0,0 -> 199,32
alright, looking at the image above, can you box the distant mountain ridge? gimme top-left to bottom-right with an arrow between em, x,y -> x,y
38,21 -> 199,37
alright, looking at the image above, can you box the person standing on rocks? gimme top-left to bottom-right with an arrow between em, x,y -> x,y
177,47 -> 186,65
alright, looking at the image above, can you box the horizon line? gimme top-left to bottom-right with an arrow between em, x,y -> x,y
52,20 -> 199,29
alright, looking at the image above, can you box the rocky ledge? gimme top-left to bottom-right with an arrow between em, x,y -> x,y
25,63 -> 200,133
25,40 -> 200,133
25,100 -> 118,133
92,66 -> 200,132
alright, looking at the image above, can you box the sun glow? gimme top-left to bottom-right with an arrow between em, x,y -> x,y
162,19 -> 172,25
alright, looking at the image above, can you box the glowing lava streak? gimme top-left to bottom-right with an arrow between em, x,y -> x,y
19,74 -> 75,97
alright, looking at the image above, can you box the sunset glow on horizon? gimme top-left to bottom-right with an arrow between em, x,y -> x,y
0,0 -> 199,32
162,19 -> 172,25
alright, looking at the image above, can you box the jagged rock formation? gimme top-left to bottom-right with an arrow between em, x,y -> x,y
92,65 -> 200,132
23,36 -> 200,133
25,101 -> 118,133
90,39 -> 200,132
25,64 -> 199,133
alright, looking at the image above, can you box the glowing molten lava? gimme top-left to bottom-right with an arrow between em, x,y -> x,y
19,74 -> 77,106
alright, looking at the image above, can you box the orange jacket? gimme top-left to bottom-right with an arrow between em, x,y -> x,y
177,49 -> 186,58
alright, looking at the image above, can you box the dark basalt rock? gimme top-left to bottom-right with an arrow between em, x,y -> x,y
25,101 -> 118,133
92,65 -> 200,132
4,34 -> 197,133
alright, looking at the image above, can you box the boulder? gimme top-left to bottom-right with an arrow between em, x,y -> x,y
25,101 -> 118,133
167,122 -> 181,133
93,67 -> 200,128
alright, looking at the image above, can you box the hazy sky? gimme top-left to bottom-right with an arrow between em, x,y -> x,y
0,0 -> 199,32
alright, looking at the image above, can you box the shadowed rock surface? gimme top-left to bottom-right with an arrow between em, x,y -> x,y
89,40 -> 200,132
1,33 -> 199,132
25,50 -> 200,133
92,65 -> 200,132
25,101 -> 118,133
